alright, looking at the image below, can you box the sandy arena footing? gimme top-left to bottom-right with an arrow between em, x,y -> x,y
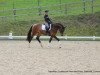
0,41 -> 100,75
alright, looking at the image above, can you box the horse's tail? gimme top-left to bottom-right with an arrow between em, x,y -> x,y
27,26 -> 33,43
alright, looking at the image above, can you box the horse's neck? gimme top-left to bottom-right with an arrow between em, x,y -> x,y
54,24 -> 62,29
51,24 -> 60,32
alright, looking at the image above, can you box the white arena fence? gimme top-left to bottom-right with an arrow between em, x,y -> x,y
0,33 -> 100,40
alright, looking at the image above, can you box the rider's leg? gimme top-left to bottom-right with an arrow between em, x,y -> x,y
46,28 -> 50,35
46,23 -> 50,35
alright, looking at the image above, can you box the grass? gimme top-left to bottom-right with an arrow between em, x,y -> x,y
53,12 -> 100,36
0,12 -> 100,36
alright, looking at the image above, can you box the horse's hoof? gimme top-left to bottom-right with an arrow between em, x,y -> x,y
59,47 -> 61,48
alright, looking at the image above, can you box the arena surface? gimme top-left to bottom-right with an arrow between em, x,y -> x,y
0,40 -> 100,75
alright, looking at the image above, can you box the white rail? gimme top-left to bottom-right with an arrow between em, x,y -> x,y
0,33 -> 100,40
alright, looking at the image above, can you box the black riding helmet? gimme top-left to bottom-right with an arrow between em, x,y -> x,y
45,10 -> 49,12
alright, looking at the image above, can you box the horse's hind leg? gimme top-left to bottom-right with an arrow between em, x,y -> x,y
29,36 -> 33,48
36,36 -> 43,48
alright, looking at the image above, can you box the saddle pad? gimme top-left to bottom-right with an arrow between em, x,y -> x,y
41,24 -> 51,30
42,24 -> 46,30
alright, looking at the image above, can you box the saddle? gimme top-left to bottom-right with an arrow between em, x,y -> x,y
42,24 -> 51,30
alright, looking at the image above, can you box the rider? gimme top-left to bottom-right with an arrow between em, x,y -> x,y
44,10 -> 52,35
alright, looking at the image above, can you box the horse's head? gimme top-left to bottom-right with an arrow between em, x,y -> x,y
56,23 -> 66,36
59,25 -> 66,36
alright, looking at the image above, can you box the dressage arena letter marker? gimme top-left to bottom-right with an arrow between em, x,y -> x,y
9,32 -> 13,39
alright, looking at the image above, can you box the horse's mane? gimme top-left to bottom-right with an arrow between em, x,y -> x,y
53,23 -> 64,28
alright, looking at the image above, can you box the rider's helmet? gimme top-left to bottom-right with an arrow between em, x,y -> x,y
45,10 -> 49,12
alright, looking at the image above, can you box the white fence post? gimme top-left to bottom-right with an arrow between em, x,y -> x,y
93,36 -> 95,40
9,32 -> 13,39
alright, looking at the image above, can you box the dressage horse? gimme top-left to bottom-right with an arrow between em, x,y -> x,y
27,23 -> 66,48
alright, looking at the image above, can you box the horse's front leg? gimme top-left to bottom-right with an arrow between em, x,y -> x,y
48,36 -> 53,48
36,36 -> 43,48
54,36 -> 61,48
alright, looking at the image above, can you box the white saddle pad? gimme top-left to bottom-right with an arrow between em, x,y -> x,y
41,24 -> 51,30
42,24 -> 46,30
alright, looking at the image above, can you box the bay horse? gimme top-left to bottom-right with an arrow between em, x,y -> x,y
27,23 -> 66,48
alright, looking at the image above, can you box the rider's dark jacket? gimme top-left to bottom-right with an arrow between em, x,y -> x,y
44,14 -> 52,24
